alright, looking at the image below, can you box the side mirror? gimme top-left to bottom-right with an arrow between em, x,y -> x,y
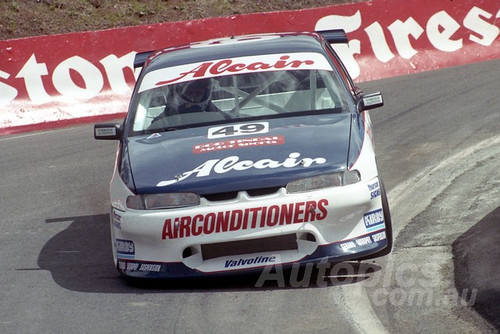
94,123 -> 122,140
360,92 -> 384,111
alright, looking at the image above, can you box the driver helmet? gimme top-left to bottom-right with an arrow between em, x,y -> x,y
175,79 -> 212,112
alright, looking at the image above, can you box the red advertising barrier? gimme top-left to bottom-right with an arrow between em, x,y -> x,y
0,0 -> 498,134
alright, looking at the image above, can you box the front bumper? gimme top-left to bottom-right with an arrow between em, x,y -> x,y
110,178 -> 389,279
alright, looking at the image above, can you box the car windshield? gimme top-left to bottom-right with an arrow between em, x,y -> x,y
129,52 -> 351,135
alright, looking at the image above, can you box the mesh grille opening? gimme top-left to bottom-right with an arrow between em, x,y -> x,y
203,191 -> 238,201
201,234 -> 298,260
246,187 -> 281,196
202,187 -> 282,202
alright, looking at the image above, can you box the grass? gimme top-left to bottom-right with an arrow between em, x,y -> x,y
0,0 -> 357,40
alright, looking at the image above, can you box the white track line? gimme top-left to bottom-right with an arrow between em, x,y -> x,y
339,135 -> 500,334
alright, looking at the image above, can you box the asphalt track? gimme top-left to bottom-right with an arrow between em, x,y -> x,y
1,58 -> 499,333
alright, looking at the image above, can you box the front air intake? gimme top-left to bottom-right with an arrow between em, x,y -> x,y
201,234 -> 298,260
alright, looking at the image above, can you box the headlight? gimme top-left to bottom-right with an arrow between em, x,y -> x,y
126,193 -> 200,210
286,170 -> 361,193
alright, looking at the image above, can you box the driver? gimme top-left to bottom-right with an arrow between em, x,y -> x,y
148,78 -> 226,129
173,78 -> 219,113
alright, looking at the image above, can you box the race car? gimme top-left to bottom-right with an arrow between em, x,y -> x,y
94,29 -> 392,280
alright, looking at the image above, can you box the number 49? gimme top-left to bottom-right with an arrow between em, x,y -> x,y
208,122 -> 269,139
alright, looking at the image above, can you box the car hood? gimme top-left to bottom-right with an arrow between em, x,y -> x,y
126,113 -> 353,195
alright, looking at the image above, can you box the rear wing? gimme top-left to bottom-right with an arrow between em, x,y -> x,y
134,51 -> 154,68
316,29 -> 348,44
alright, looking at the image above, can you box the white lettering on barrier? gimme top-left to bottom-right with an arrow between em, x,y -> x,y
0,5 -> 498,110
315,11 -> 362,78
315,5 -> 499,74
388,17 -> 424,59
464,7 -> 500,46
427,11 -> 462,52
15,54 -> 51,104
7,52 -> 137,105
364,22 -> 394,63
99,52 -> 139,93
0,70 -> 17,107
53,56 -> 104,99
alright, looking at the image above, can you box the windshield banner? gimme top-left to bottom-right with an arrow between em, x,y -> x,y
139,52 -> 332,93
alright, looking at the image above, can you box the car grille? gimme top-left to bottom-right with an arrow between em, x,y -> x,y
202,187 -> 282,201
201,234 -> 298,260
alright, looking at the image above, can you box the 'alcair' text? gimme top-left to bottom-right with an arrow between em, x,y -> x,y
155,55 -> 314,86
162,199 -> 328,239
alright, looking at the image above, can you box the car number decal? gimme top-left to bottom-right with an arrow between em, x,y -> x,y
208,122 -> 269,139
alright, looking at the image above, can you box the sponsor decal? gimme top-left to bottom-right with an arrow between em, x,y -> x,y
372,231 -> 387,242
162,199 -> 329,239
225,255 -> 277,268
138,53 -> 332,92
368,181 -> 381,200
112,210 -> 122,229
370,189 -> 381,200
340,241 -> 356,251
146,133 -> 161,140
118,261 -> 162,272
118,261 -> 139,271
355,236 -> 373,246
138,263 -> 162,272
339,231 -> 387,251
118,261 -> 127,270
157,152 -> 326,187
193,135 -> 285,154
207,122 -> 269,139
363,209 -> 385,232
116,239 -> 135,259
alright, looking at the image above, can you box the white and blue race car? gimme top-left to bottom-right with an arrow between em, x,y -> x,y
94,30 -> 392,280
